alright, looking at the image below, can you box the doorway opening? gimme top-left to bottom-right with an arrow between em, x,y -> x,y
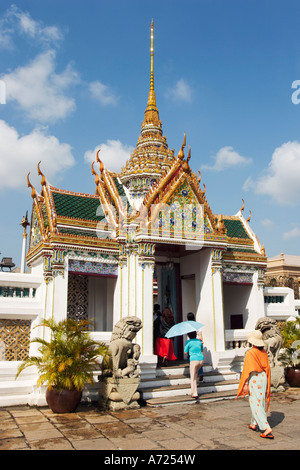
67,272 -> 116,331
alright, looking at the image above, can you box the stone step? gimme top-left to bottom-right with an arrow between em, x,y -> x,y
138,359 -> 240,406
0,379 -> 34,396
155,362 -> 213,377
139,370 -> 239,389
144,388 -> 239,407
140,378 -> 239,400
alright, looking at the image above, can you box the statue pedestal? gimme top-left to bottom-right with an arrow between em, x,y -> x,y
271,365 -> 286,393
98,376 -> 140,411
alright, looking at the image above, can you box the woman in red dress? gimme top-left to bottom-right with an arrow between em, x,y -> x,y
154,307 -> 177,366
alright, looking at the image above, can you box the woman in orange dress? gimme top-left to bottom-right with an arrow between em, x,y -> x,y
236,330 -> 273,439
154,307 -> 177,366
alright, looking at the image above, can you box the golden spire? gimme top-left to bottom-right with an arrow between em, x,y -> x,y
144,20 -> 159,124
146,19 -> 157,112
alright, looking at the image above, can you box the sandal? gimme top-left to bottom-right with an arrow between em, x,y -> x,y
249,424 -> 258,431
260,431 -> 274,439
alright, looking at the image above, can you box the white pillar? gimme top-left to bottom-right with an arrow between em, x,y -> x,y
211,249 -> 225,352
20,233 -> 27,273
118,242 -> 157,378
253,267 -> 266,322
138,255 -> 157,378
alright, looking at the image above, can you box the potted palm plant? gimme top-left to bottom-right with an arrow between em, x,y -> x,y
16,318 -> 110,413
279,317 -> 300,387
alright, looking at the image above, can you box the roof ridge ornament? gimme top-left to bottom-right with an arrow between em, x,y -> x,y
27,172 -> 37,199
177,133 -> 186,160
37,161 -> 46,187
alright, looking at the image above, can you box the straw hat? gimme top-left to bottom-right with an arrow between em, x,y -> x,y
247,330 -> 265,347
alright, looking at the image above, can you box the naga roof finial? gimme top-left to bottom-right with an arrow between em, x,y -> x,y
91,161 -> 100,186
27,172 -> 37,199
240,198 -> 245,212
37,161 -> 46,187
177,133 -> 186,160
96,149 -> 104,173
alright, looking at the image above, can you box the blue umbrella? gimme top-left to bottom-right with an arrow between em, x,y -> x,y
165,320 -> 204,338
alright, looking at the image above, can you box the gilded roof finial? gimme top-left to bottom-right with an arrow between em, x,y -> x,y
145,19 -> 158,114
177,133 -> 186,160
20,211 -> 30,235
96,149 -> 104,173
187,145 -> 191,162
37,161 -> 46,187
27,172 -> 37,199
91,161 -> 100,186
240,198 -> 245,212
197,170 -> 202,183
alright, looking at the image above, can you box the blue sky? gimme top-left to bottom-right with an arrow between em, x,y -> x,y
1,0 -> 300,267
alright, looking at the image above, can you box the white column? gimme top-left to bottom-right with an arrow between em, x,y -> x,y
20,233 -> 27,274
137,244 -> 157,378
211,249 -> 226,352
253,267 -> 266,322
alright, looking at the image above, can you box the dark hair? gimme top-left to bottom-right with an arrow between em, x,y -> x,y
188,331 -> 197,339
187,312 -> 195,321
154,304 -> 161,312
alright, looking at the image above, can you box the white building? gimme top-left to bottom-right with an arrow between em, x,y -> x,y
1,23 -> 297,407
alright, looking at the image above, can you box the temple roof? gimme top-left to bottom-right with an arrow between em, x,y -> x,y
25,23 -> 267,266
51,190 -> 104,222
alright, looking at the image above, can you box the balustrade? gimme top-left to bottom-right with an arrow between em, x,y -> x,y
225,329 -> 250,350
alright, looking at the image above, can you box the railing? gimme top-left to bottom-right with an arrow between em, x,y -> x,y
225,329 -> 251,350
0,286 -> 36,298
0,272 -> 43,319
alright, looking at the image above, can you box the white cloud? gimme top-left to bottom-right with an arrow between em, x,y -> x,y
0,5 -> 63,49
254,141 -> 300,205
261,218 -> 274,229
0,120 -> 75,190
89,81 -> 118,106
283,227 -> 300,240
202,146 -> 252,171
165,79 -> 193,102
84,140 -> 134,173
2,50 -> 79,123
242,176 -> 255,191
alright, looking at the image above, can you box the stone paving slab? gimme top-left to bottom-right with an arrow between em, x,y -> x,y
0,388 -> 299,452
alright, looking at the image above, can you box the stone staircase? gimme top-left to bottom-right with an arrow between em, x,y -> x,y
0,362 -> 37,407
138,360 -> 240,407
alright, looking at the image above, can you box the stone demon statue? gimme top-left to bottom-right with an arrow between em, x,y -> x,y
103,316 -> 143,378
255,317 -> 283,368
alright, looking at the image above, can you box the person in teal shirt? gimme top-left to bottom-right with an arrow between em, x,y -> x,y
184,332 -> 204,398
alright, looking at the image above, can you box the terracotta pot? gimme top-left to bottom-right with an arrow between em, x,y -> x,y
285,368 -> 300,387
46,388 -> 82,413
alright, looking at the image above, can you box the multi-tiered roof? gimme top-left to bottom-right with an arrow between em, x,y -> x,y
26,22 -> 266,266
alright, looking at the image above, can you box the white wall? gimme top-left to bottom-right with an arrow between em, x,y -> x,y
223,284 -> 252,329
180,248 -> 216,362
181,278 -> 196,317
264,286 -> 298,321
88,276 -> 116,331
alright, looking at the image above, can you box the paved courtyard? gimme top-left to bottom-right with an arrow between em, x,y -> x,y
0,388 -> 299,452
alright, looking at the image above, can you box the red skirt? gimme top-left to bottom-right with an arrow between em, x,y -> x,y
155,338 -> 177,361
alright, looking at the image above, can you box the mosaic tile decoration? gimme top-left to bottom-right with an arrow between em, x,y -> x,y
68,259 -> 118,276
223,271 -> 253,284
156,180 -> 213,239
